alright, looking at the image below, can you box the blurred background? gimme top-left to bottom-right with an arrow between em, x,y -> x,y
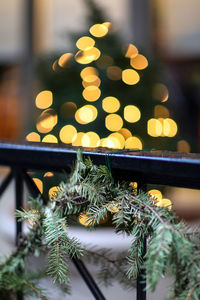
0,1 -> 200,298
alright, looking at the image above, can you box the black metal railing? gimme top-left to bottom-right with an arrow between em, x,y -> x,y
1,142 -> 200,300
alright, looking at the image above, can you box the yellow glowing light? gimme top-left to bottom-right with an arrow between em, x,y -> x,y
59,125 -> 77,143
76,36 -> 95,51
85,47 -> 101,61
80,67 -> 99,79
177,140 -> 190,153
107,201 -> 119,213
95,55 -> 114,69
33,178 -> 43,194
102,96 -> 120,113
75,47 -> 100,64
156,198 -> 172,210
118,128 -> 132,140
99,138 -> 113,148
125,137 -> 142,150
109,132 -> 125,149
49,186 -> 59,200
130,54 -> 148,70
107,66 -> 122,81
163,118 -> 178,137
60,102 -> 77,118
52,59 -> 59,72
75,105 -> 97,124
147,118 -> 162,137
81,132 -> 100,147
124,105 -> 141,123
153,83 -> 169,102
154,105 -> 170,118
42,134 -> 58,143
105,114 -> 123,131
89,24 -> 108,37
36,109 -> 57,133
108,136 -> 121,149
82,77 -> 101,88
72,132 -> 85,146
122,69 -> 140,85
79,212 -> 92,226
26,132 -> 40,142
102,22 -> 112,30
58,53 -> 73,68
35,90 -> 53,109
83,74 -> 99,83
148,189 -> 162,202
124,44 -> 138,58
44,172 -> 54,177
82,86 -> 101,102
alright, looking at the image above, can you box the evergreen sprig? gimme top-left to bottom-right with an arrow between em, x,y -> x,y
0,150 -> 200,299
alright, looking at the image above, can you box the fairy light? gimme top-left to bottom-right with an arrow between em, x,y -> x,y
80,67 -> 99,79
177,140 -> 190,153
58,53 -> 73,68
36,109 -> 58,133
26,132 -> 40,142
76,36 -> 95,51
124,105 -> 141,123
33,178 -> 43,194
130,54 -> 148,70
35,90 -> 53,109
89,23 -> 108,37
109,132 -> 125,149
49,186 -> 59,200
42,134 -> 58,143
122,69 -> 140,85
82,86 -> 101,102
72,132 -> 85,146
124,44 -> 138,58
59,125 -> 77,143
81,132 -> 100,147
75,105 -> 97,124
105,114 -> 123,131
125,137 -> 142,149
118,128 -> 132,140
147,118 -> 162,137
102,96 -> 120,113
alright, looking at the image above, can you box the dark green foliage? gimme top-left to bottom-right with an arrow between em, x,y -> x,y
1,151 -> 200,299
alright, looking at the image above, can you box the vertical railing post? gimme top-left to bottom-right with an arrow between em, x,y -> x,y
13,167 -> 24,300
137,182 -> 147,300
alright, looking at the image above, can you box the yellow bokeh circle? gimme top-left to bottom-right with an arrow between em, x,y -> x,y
42,134 -> 58,143
122,69 -> 140,85
35,90 -> 53,109
105,114 -> 123,131
82,86 -> 101,102
125,137 -> 142,150
124,105 -> 141,123
130,54 -> 148,70
75,105 -> 97,124
26,132 -> 40,142
89,24 -> 108,37
58,53 -> 73,68
59,125 -> 77,143
102,96 -> 120,113
76,36 -> 95,51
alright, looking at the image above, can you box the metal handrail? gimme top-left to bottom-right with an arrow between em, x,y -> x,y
1,141 -> 200,300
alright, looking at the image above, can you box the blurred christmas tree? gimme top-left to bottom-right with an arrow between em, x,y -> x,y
26,0 -> 190,153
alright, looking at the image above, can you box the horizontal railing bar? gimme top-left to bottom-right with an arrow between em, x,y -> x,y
0,142 -> 200,189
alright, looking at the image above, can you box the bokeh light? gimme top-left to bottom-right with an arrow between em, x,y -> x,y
76,36 -> 95,51
81,132 -> 100,147
163,118 -> 178,137
95,55 -> 113,69
36,109 -> 58,133
75,47 -> 101,64
109,132 -> 125,149
148,189 -> 162,202
58,53 -> 73,68
177,140 -> 190,153
82,77 -> 101,88
80,67 -> 99,79
72,132 -> 85,146
124,105 -> 141,123
60,102 -> 77,118
78,212 -> 92,226
118,128 -> 132,139
35,90 -> 53,109
153,83 -> 169,102
105,114 -> 123,131
59,125 -> 77,143
156,198 -> 172,210
75,105 -> 97,124
107,66 -> 122,80
42,134 -> 58,143
49,186 -> 59,200
26,132 -> 40,142
124,44 -> 138,58
82,86 -> 101,102
33,178 -> 43,194
44,172 -> 54,178
130,54 -> 148,70
89,24 -> 108,37
147,118 -> 162,137
154,105 -> 170,118
102,96 -> 120,113
122,69 -> 140,85
125,137 -> 142,149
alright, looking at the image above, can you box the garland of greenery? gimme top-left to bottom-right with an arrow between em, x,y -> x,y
0,150 -> 200,299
